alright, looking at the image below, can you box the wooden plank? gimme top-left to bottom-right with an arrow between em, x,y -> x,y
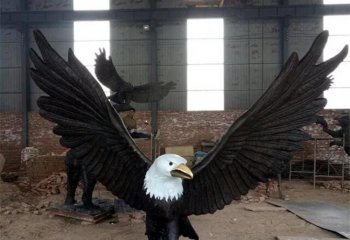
49,199 -> 114,223
50,208 -> 111,223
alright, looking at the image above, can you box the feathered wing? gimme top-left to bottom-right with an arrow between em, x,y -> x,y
95,48 -> 133,92
95,49 -> 176,103
30,29 -> 153,211
181,31 -> 348,216
129,81 -> 176,103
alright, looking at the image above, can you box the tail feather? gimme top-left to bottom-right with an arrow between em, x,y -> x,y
179,216 -> 199,240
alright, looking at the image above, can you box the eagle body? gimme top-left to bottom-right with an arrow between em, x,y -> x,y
143,154 -> 198,239
144,198 -> 198,240
30,29 -> 347,239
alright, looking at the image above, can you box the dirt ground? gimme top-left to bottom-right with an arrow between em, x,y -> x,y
0,179 -> 349,240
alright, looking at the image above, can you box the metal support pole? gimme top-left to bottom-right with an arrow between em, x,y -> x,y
313,138 -> 317,189
149,0 -> 159,160
279,0 -> 289,64
20,0 -> 30,149
341,134 -> 345,188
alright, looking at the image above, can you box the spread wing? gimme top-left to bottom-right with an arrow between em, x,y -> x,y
95,48 -> 133,92
30,30 -> 153,211
181,31 -> 348,216
128,81 -> 176,103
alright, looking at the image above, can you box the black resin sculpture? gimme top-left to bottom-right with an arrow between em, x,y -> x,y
30,29 -> 347,239
318,113 -> 350,155
95,48 -> 176,112
63,154 -> 97,209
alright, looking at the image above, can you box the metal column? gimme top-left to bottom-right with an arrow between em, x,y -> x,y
279,0 -> 290,64
20,0 -> 30,148
149,0 -> 159,160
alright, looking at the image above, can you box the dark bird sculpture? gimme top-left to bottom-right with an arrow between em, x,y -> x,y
317,114 -> 350,155
63,154 -> 97,208
30,29 -> 347,240
95,48 -> 176,112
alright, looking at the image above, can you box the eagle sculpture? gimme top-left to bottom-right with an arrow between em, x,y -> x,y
30,29 -> 347,240
95,48 -> 176,111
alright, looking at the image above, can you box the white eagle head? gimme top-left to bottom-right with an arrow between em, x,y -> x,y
144,154 -> 193,201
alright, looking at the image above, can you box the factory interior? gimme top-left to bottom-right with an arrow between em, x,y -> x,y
0,0 -> 349,239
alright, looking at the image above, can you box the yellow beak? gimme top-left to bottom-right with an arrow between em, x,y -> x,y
170,164 -> 193,180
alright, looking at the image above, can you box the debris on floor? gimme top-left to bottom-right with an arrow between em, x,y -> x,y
31,172 -> 72,196
316,180 -> 350,192
116,211 -> 146,224
0,191 -> 53,215
244,205 -> 286,212
0,180 -> 349,240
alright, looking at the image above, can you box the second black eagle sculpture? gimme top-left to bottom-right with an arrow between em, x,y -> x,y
95,48 -> 176,111
30,30 -> 347,240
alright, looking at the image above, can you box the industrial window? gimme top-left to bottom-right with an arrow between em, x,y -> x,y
73,0 -> 110,96
187,19 -> 224,111
323,0 -> 350,109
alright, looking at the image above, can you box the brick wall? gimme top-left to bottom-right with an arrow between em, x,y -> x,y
0,112 -> 22,171
1,109 -> 349,172
28,112 -> 66,155
156,111 -> 245,149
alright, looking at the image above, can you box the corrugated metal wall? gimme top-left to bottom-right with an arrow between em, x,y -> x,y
1,0 -> 74,112
224,18 -> 281,109
288,18 -> 323,56
0,28 -> 22,111
157,20 -> 187,111
1,0 -> 325,112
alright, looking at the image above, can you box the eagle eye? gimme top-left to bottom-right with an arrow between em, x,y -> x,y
169,162 -> 173,166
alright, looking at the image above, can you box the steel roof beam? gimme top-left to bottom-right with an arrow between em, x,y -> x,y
2,4 -> 350,25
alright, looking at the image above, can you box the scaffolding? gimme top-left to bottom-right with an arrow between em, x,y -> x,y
289,137 -> 347,189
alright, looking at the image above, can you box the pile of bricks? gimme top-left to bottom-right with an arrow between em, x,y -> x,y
318,180 -> 350,192
255,181 -> 279,195
30,172 -> 81,196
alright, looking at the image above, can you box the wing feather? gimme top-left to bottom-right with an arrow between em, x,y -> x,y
128,81 -> 176,103
207,173 -> 218,213
182,31 -> 348,216
30,29 -> 152,211
94,48 -> 132,92
198,174 -> 210,213
227,164 -> 249,195
209,166 -> 225,210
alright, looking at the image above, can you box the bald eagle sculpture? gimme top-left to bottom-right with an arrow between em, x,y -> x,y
30,29 -> 347,240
